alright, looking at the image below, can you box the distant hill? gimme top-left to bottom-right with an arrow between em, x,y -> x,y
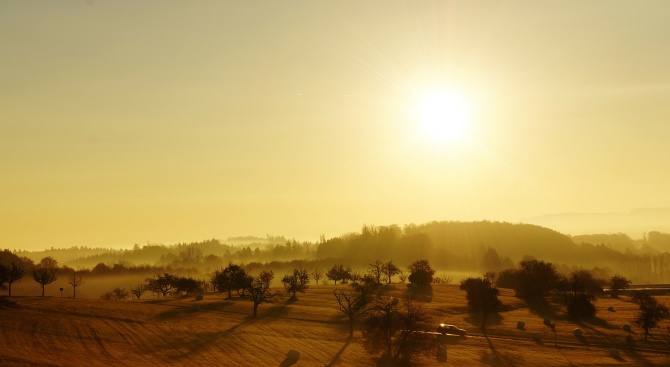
524,207 -> 670,239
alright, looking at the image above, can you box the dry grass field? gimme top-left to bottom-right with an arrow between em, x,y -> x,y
1,284 -> 669,366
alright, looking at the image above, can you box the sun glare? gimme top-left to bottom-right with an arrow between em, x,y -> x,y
415,89 -> 472,145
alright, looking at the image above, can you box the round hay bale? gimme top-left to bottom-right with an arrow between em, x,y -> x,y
573,328 -> 583,337
191,303 -> 200,311
517,321 -> 526,330
623,324 -> 632,332
391,297 -> 399,306
195,294 -> 204,301
607,306 -> 614,312
287,350 -> 300,361
543,317 -> 552,326
610,348 -> 620,358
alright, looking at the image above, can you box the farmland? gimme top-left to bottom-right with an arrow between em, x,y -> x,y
1,284 -> 669,366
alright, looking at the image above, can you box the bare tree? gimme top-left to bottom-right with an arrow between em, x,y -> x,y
68,271 -> 84,299
246,270 -> 279,318
333,289 -> 370,338
398,270 -> 407,284
310,268 -> 324,285
368,260 -> 384,285
112,288 -> 130,301
32,257 -> 58,296
130,284 -> 145,300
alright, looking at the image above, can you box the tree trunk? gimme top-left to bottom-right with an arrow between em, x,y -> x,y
41,284 -> 45,297
73,286 -> 76,299
644,327 -> 648,341
348,317 -> 354,338
253,302 -> 259,318
8,283 -> 11,297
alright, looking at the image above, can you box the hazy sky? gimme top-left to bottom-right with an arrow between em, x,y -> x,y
2,1 -> 670,250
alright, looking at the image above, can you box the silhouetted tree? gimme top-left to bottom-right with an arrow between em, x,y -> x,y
326,264 -> 352,285
174,276 -> 201,295
310,268 -> 324,285
68,271 -> 84,299
245,270 -> 278,318
112,287 -> 130,301
633,294 -> 670,341
130,284 -> 145,300
407,260 -> 435,286
0,264 -> 6,292
460,277 -> 502,333
367,260 -> 385,285
281,268 -> 310,299
382,260 -> 401,284
2,262 -> 24,297
211,263 -> 250,298
516,259 -> 559,300
146,273 -> 177,297
362,296 -> 437,365
333,288 -> 370,338
32,257 -> 58,296
609,274 -> 632,298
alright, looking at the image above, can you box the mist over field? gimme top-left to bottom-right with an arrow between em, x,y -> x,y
3,0 -> 670,366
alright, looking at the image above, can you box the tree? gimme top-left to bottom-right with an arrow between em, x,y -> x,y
609,274 -> 632,298
211,263 -> 250,298
112,288 -> 130,301
326,264 -> 352,285
382,260 -> 401,284
174,276 -> 201,295
281,268 -> 310,299
407,260 -> 435,286
245,270 -> 278,318
633,294 -> 670,341
333,288 -> 370,338
310,268 -> 324,285
145,273 -> 177,297
368,260 -> 384,285
516,259 -> 559,300
130,284 -> 146,300
565,271 -> 598,318
2,262 -> 24,297
459,277 -> 502,333
0,264 -> 6,292
32,257 -> 58,296
362,296 -> 437,365
68,271 -> 84,298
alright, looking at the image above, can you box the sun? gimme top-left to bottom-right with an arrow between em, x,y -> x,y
414,89 -> 472,144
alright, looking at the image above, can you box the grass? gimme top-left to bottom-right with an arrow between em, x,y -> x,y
1,285 -> 669,366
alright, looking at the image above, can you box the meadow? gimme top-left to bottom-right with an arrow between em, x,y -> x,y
1,284 -> 669,366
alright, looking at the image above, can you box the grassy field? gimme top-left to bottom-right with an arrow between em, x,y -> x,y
1,284 -> 669,366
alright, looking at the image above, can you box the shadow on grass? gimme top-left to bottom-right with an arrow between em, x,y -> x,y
325,338 -> 351,367
479,335 -> 523,367
199,301 -> 234,312
525,297 -> 561,319
167,318 -> 253,360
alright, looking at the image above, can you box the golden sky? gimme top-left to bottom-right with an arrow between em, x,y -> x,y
2,1 -> 670,250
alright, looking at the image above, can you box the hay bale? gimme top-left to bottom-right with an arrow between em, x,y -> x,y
191,303 -> 200,311
195,294 -> 204,301
610,348 -> 620,358
391,297 -> 399,306
607,306 -> 614,312
543,317 -> 552,326
623,324 -> 632,332
516,321 -> 525,330
531,332 -> 541,341
573,328 -> 582,337
287,350 -> 300,361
